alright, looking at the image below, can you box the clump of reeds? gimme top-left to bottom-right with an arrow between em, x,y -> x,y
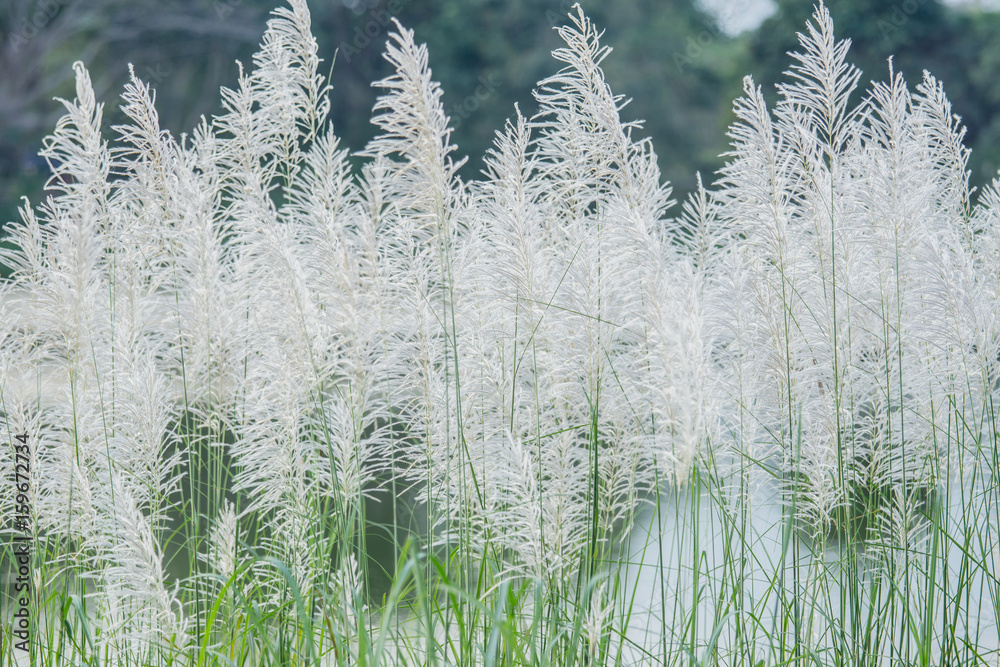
1,2 -> 998,665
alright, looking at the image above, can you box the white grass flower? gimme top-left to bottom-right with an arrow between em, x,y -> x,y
206,500 -> 238,585
91,469 -> 189,657
4,2 -> 999,663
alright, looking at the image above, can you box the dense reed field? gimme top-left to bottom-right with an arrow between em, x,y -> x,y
1,1 -> 999,665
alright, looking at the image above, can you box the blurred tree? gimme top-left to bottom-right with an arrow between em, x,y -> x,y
315,0 -> 743,198
0,0 -> 742,227
961,8 -> 1000,189
746,0 -> 1000,195
1,0 -> 998,231
0,0 -> 270,230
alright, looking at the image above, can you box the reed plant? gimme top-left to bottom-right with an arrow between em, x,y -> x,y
1,2 -> 998,665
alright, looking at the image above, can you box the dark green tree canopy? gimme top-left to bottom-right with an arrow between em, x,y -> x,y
2,0 -> 998,231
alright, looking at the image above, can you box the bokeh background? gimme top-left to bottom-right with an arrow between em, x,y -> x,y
2,0 -> 999,264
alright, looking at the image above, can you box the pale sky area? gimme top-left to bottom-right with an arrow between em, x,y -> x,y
699,0 -> 1000,35
697,0 -> 776,35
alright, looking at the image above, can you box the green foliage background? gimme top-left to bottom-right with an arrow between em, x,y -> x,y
2,0 -> 999,235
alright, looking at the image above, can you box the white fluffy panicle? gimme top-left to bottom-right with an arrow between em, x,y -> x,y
2,2 -> 998,662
